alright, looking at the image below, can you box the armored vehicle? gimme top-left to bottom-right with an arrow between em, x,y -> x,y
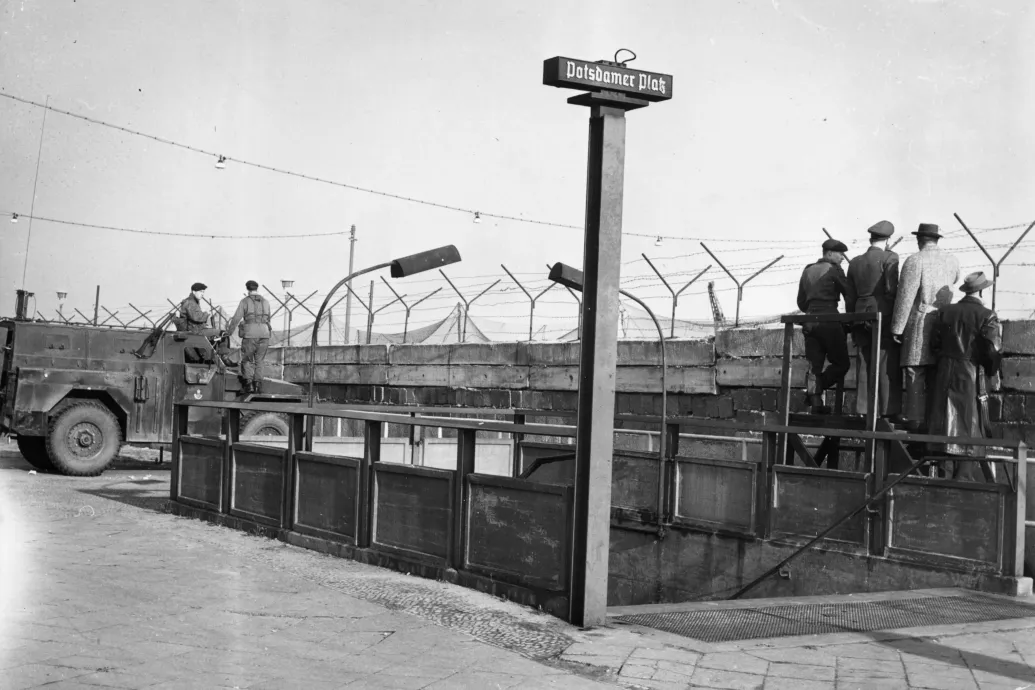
0,318 -> 303,476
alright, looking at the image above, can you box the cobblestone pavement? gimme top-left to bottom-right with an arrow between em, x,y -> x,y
2,443 -> 1035,689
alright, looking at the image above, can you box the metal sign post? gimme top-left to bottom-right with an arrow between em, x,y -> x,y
543,52 -> 672,627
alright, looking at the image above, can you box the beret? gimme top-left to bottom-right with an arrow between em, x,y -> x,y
191,282 -> 207,291
245,280 -> 259,291
822,239 -> 848,253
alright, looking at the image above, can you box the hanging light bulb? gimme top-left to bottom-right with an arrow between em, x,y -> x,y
10,213 -> 19,224
215,155 -> 227,170
473,211 -> 482,224
654,236 -> 663,247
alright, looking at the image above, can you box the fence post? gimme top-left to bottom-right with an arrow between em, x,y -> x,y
223,407 -> 240,515
452,428 -> 476,570
701,243 -> 783,327
440,270 -> 499,342
954,213 -> 1035,312
502,264 -> 555,341
1012,442 -> 1027,578
512,412 -> 526,477
170,403 -> 188,502
284,412 -> 304,530
642,254 -> 711,338
358,420 -> 382,548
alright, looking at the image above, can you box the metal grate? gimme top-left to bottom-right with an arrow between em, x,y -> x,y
614,595 -> 1035,643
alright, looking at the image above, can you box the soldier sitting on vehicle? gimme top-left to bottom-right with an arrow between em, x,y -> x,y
178,282 -> 213,363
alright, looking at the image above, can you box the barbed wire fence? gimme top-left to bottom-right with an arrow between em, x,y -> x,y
21,226 -> 1035,345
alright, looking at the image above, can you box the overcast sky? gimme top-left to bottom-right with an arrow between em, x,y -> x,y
2,0 -> 1033,339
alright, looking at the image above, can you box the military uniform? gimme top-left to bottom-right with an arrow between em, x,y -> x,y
845,221 -> 902,418
891,224 -> 961,428
797,240 -> 850,407
227,281 -> 272,394
178,287 -> 210,334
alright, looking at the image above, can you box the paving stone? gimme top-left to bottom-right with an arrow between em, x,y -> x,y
698,651 -> 770,675
766,662 -> 836,681
763,678 -> 832,690
691,666 -> 766,689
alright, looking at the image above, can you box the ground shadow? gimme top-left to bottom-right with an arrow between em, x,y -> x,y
875,633 -> 1035,684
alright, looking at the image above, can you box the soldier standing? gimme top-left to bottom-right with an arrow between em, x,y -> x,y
226,280 -> 272,395
178,282 -> 211,334
890,223 -> 961,431
845,221 -> 903,421
797,238 -> 850,413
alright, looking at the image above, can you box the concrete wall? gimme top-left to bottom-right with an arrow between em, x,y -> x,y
269,320 -> 1035,445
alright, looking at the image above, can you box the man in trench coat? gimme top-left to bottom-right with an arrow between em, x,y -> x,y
928,271 -> 1002,481
890,223 -> 960,431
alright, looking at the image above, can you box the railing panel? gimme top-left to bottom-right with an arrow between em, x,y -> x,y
240,435 -> 409,462
888,477 -> 1007,571
771,466 -> 868,546
612,451 -> 660,516
372,463 -> 453,562
465,474 -> 573,591
178,436 -> 224,510
293,452 -> 361,543
230,443 -> 288,527
674,456 -> 758,534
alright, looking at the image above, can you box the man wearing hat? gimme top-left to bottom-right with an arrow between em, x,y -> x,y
927,271 -> 1001,480
178,282 -> 211,334
891,223 -> 961,431
845,221 -> 903,420
797,238 -> 851,412
226,280 -> 272,395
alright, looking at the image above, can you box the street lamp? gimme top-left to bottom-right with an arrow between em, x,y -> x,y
307,245 -> 462,407
549,262 -> 671,524
281,280 -> 295,346
57,291 -> 67,321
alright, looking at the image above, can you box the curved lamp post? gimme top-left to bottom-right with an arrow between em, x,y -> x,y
548,262 -> 670,524
308,245 -> 462,408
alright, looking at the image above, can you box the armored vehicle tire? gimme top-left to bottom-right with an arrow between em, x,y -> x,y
17,436 -> 54,471
241,412 -> 289,437
46,401 -> 122,476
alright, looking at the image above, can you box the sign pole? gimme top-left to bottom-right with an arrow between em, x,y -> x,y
544,55 -> 671,627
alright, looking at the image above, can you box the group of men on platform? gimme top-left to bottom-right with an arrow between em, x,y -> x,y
797,221 -> 1002,473
177,280 -> 273,395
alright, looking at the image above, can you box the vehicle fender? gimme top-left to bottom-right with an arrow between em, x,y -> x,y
13,367 -> 135,424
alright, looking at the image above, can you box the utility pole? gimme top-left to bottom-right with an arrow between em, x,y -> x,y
344,225 -> 357,343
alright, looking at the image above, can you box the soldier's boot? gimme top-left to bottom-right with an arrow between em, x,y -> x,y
242,380 -> 253,396
253,379 -> 263,395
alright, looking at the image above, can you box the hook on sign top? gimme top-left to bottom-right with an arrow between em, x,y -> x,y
542,55 -> 673,109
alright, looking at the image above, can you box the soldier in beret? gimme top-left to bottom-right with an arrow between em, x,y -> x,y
227,280 -> 273,395
845,220 -> 903,421
797,239 -> 850,412
178,282 -> 211,334
891,223 -> 960,431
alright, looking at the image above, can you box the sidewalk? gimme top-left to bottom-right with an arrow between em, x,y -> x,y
2,444 -> 1035,689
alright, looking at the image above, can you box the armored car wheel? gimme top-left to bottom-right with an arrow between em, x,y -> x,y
240,412 -> 289,437
16,436 -> 54,471
46,401 -> 122,477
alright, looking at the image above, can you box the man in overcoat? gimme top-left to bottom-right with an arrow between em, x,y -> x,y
928,272 -> 1002,480
797,238 -> 850,412
845,220 -> 902,420
178,282 -> 211,334
890,223 -> 960,430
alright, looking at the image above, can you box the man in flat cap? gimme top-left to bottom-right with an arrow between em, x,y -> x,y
178,282 -> 211,334
928,271 -> 1001,480
226,280 -> 272,395
891,223 -> 960,431
845,220 -> 903,421
797,238 -> 850,412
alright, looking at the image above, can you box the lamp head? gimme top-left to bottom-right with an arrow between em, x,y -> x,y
390,245 -> 461,278
548,262 -> 584,292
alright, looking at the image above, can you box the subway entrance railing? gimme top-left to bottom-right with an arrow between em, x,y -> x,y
170,400 -> 579,619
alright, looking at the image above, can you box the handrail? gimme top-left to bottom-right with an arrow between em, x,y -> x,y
670,416 -> 1027,450
176,400 -> 576,438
